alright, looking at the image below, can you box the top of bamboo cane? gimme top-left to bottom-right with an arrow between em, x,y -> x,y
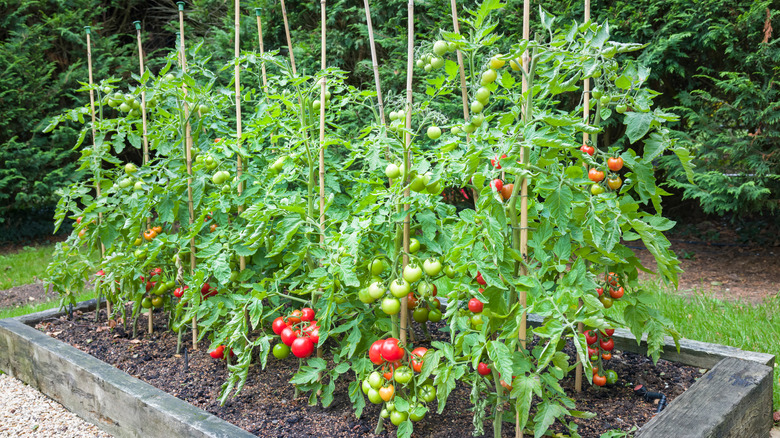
84,26 -> 91,34
177,1 -> 185,11
255,8 -> 262,16
133,20 -> 141,30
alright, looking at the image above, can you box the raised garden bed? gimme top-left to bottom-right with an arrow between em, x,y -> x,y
0,300 -> 774,438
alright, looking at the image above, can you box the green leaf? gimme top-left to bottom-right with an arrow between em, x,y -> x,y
624,111 -> 654,143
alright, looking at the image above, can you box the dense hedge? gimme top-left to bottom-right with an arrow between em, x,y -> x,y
1,0 -> 778,239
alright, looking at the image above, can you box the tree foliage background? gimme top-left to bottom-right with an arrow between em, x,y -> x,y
1,0 -> 778,241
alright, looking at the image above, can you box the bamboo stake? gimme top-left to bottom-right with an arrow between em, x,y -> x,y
449,0 -> 480,203
450,0 -> 469,132
279,0 -> 297,75
316,0 -> 328,363
235,0 -> 245,276
177,1 -> 198,349
574,0 -> 591,395
363,0 -> 385,126
516,1 -> 530,437
84,26 -> 107,320
400,0 -> 414,348
254,8 -> 268,91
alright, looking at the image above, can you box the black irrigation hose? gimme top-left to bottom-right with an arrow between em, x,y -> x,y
634,384 -> 668,413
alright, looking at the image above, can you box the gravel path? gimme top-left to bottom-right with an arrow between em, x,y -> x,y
0,373 -> 113,438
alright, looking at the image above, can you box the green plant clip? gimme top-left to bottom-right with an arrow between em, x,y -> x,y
133,21 -> 141,30
255,8 -> 262,16
176,1 -> 185,11
84,26 -> 91,35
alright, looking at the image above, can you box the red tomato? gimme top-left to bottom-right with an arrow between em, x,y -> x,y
381,338 -> 404,362
602,352 -> 612,361
209,345 -> 225,359
609,287 -> 624,299
369,340 -> 385,365
173,285 -> 188,298
602,328 -> 615,337
477,362 -> 491,376
96,270 -> 105,276
584,330 -> 598,345
587,346 -> 598,357
607,157 -> 624,171
300,308 -> 316,322
287,309 -> 302,325
596,287 -> 603,297
593,373 -> 607,386
431,284 -> 437,296
588,168 -> 605,182
580,144 -> 595,156
468,298 -> 484,313
280,327 -> 297,346
272,317 -> 288,335
410,347 -> 427,373
600,338 -> 615,351
475,272 -> 486,285
407,293 -> 418,309
493,179 -> 504,192
308,327 -> 320,344
291,337 -> 314,358
491,154 -> 508,169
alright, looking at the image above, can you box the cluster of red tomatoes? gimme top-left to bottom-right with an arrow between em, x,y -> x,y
361,339 -> 434,425
584,328 -> 618,386
200,282 -> 219,298
596,271 -> 625,309
271,308 -> 320,359
487,155 -> 516,201
584,153 -> 625,195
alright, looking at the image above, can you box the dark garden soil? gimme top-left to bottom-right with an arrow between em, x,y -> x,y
37,306 -> 701,438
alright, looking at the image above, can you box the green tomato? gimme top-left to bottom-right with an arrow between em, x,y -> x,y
410,175 -> 427,192
125,163 -> 138,174
362,379 -> 372,395
415,59 -> 425,69
428,308 -> 443,323
368,371 -> 383,389
380,408 -> 390,419
433,40 -> 449,56
118,178 -> 133,189
412,307 -> 429,323
443,265 -> 456,278
385,163 -> 401,179
471,113 -> 485,127
470,100 -> 484,114
408,238 -> 420,254
389,279 -> 410,298
134,181 -> 144,191
368,282 -> 386,300
369,259 -> 385,275
470,314 -> 484,330
390,410 -> 408,426
418,384 -> 436,402
381,297 -> 401,315
270,156 -> 286,172
426,126 -> 442,140
272,343 -> 290,359
480,69 -> 498,85
591,184 -> 605,195
423,64 -> 432,73
367,388 -> 383,404
141,297 -> 152,309
358,288 -> 375,304
475,86 -> 490,104
592,89 -> 603,99
393,366 -> 413,385
605,369 -> 618,385
430,57 -> 444,69
426,180 -> 442,194
402,264 -> 423,283
463,123 -> 476,134
410,405 -> 427,422
416,281 -> 433,296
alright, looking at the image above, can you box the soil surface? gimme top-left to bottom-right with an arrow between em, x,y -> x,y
38,306 -> 701,438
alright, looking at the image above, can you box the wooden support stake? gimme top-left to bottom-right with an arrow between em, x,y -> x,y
279,0 -> 297,75
84,26 -> 107,320
400,0 -> 415,348
134,23 -> 151,318
574,0 -> 591,395
235,0 -> 245,277
363,0 -> 385,126
316,0 -> 328,363
176,1 -> 198,350
254,8 -> 268,91
516,1 -> 530,437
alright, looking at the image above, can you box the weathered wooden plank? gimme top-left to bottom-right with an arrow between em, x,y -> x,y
0,318 -> 256,438
636,357 -> 774,438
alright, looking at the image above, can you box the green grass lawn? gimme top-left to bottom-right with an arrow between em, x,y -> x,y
646,282 -> 780,411
0,290 -> 96,320
0,244 -> 57,290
